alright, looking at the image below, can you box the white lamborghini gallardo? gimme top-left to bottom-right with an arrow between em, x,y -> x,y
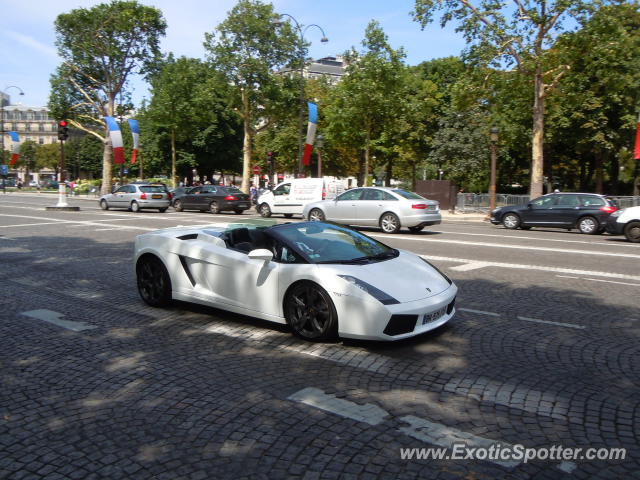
134,221 -> 457,341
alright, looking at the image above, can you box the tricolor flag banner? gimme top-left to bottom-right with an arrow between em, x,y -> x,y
8,131 -> 20,165
634,113 -> 640,160
128,118 -> 140,165
104,116 -> 124,164
302,102 -> 318,166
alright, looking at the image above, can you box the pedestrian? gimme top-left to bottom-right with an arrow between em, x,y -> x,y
17,179 -> 22,190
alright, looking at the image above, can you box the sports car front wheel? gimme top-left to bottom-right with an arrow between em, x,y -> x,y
284,282 -> 338,341
136,255 -> 172,307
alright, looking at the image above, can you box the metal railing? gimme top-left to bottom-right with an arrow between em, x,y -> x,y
608,196 -> 640,209
456,193 -> 640,212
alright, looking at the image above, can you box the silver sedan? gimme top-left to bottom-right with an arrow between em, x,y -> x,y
302,187 -> 441,233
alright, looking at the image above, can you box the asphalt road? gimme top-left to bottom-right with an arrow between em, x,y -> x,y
1,192 -> 639,479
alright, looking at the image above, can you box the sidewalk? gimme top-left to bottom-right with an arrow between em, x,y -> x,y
441,210 -> 488,222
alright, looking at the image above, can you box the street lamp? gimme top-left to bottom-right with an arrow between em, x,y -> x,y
488,126 -> 500,213
273,13 -> 328,176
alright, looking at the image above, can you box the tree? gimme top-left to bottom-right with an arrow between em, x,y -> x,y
35,144 -> 60,171
49,0 -> 166,194
18,140 -> 39,182
204,0 -> 298,193
413,0 -> 609,198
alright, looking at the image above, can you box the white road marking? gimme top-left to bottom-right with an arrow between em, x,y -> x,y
450,262 -> 491,271
0,222 -> 66,228
373,234 -> 640,259
0,213 -> 156,231
288,387 -> 389,426
517,316 -> 585,330
556,275 -> 640,287
21,309 -> 97,332
556,275 -> 580,279
421,254 -> 640,282
458,308 -> 501,317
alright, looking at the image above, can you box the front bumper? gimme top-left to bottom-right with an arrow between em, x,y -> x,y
605,217 -> 625,235
332,284 -> 457,341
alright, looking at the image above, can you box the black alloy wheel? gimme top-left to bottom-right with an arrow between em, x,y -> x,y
136,255 -> 172,307
284,282 -> 338,341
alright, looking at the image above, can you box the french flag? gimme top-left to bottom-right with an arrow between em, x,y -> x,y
635,112 -> 640,160
104,116 -> 124,164
128,119 -> 140,164
302,102 -> 318,166
8,131 -> 20,165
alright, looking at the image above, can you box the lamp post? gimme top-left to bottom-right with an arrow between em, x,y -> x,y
316,134 -> 324,177
273,14 -> 328,176
489,126 -> 500,213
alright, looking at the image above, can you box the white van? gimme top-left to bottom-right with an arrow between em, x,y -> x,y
256,178 -> 345,218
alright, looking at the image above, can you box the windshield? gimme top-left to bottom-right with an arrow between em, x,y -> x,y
392,189 -> 425,200
270,222 -> 397,264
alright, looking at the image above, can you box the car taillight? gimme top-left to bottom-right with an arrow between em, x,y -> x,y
224,195 -> 237,201
412,204 -> 427,209
322,188 -> 326,200
601,205 -> 617,213
167,192 -> 173,200
140,192 -> 147,200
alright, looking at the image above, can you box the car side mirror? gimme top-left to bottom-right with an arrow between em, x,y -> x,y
248,249 -> 273,262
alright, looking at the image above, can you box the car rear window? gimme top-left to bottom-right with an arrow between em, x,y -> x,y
392,189 -> 425,200
140,185 -> 167,193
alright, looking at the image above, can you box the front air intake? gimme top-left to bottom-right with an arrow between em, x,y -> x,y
383,315 -> 419,336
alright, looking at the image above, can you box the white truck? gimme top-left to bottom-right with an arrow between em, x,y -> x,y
605,205 -> 640,242
256,178 -> 345,218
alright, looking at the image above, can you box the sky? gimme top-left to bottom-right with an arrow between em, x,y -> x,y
0,0 -> 467,108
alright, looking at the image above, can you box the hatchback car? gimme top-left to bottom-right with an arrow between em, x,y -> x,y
99,183 -> 171,212
173,185 -> 251,214
491,193 -> 617,234
302,187 -> 441,233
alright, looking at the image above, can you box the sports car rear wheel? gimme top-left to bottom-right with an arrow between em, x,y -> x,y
285,282 -> 338,341
136,255 -> 172,307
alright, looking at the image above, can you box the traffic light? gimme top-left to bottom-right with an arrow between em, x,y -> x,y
57,120 -> 69,141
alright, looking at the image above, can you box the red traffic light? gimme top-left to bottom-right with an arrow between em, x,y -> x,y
58,120 -> 68,127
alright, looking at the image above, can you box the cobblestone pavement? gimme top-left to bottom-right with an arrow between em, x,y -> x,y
1,194 -> 639,479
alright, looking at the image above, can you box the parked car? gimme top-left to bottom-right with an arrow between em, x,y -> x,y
134,221 -> 456,341
302,187 -> 441,234
256,178 -> 345,218
605,206 -> 640,242
490,192 -> 617,234
173,185 -> 251,214
28,180 -> 39,188
99,183 -> 171,212
169,186 -> 195,207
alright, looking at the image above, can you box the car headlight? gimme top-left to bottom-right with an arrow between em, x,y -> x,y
338,275 -> 399,305
420,257 -> 453,285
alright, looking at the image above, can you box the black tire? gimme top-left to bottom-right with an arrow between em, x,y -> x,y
284,213 -> 294,219
284,282 -> 338,341
577,216 -> 599,235
259,203 -> 272,218
308,208 -> 325,222
158,207 -> 168,213
234,209 -> 244,215
408,225 -> 424,233
173,199 -> 183,212
209,201 -> 220,214
502,213 -> 520,229
130,201 -> 140,213
379,212 -> 401,234
100,199 -> 109,210
136,255 -> 172,307
624,221 -> 640,243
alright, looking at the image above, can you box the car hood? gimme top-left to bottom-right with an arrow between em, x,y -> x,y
318,251 -> 451,303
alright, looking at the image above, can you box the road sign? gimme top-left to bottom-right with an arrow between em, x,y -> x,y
0,165 -> 8,176
253,165 -> 261,174
124,168 -> 129,174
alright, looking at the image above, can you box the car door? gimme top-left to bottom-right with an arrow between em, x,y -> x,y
182,187 -> 202,210
521,195 -> 557,225
550,194 -> 581,226
110,186 -> 130,208
271,183 -> 292,213
200,186 -> 219,209
324,189 -> 363,223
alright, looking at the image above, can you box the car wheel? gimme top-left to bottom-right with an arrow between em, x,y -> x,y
173,200 -> 183,212
136,255 -> 172,307
209,201 -> 220,214
100,199 -> 109,210
408,225 -> 424,233
234,209 -> 244,215
284,213 -> 294,219
380,212 -> 401,233
308,208 -> 325,222
624,221 -> 640,243
259,203 -> 272,218
578,216 -> 599,235
502,213 -> 520,229
158,207 -> 168,213
284,281 -> 338,341
130,201 -> 140,213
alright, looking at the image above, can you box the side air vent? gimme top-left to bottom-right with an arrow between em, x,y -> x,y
177,233 -> 198,240
383,314 -> 419,336
179,255 -> 196,286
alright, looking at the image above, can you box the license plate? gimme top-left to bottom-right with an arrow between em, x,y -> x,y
152,194 -> 163,199
426,205 -> 437,211
422,306 -> 447,325
238,203 -> 249,208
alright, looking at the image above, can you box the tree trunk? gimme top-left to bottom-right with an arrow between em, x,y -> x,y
530,72 -> 545,198
411,162 -> 416,192
363,128 -> 370,187
240,89 -> 251,193
594,151 -> 604,194
609,155 -> 619,194
171,127 -> 177,189
100,136 -> 113,195
385,160 -> 393,187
